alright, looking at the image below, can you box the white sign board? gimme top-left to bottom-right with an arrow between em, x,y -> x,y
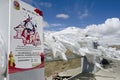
9,0 -> 44,80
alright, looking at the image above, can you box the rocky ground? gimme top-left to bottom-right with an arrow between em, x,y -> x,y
46,59 -> 120,80
45,58 -> 81,77
45,45 -> 120,80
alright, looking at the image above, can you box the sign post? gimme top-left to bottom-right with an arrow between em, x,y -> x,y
0,0 -> 44,80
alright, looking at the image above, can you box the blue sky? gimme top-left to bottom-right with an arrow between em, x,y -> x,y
22,0 -> 120,31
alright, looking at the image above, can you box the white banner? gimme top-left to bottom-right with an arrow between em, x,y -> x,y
9,0 -> 44,73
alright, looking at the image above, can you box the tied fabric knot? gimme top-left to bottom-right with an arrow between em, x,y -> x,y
34,8 -> 43,16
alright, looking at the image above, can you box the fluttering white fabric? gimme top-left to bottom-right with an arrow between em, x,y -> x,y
44,28 -> 120,73
0,33 -> 6,80
44,30 -> 120,61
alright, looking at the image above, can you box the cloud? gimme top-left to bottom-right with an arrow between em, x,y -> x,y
43,21 -> 64,28
56,14 -> 69,19
44,23 -> 65,31
64,18 -> 120,45
79,9 -> 88,19
39,2 -> 52,8
86,18 -> 120,36
84,18 -> 120,45
44,18 -> 120,45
